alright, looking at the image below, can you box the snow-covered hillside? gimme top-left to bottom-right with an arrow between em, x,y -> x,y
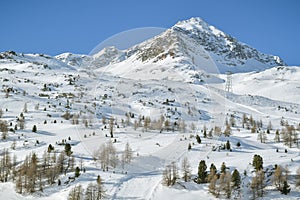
0,17 -> 299,200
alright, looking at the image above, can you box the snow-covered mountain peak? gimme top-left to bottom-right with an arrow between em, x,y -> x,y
174,17 -> 224,37
91,46 -> 125,68
170,17 -> 286,72
93,46 -> 120,58
54,17 -> 284,74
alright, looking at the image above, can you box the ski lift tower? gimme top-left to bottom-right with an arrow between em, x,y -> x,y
225,71 -> 233,93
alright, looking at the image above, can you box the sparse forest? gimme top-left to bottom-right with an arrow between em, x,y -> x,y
0,50 -> 299,199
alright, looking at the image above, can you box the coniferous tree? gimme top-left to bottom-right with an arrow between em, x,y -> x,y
281,181 -> 291,195
220,171 -> 232,199
164,119 -> 170,131
221,162 -> 227,174
203,125 -> 207,138
57,152 -> 66,174
231,169 -> 241,189
250,169 -> 265,198
124,142 -> 133,164
0,120 -> 8,140
133,120 -> 138,130
197,160 -> 207,184
196,135 -> 201,144
181,157 -> 191,182
224,124 -> 231,137
23,103 -> 28,113
16,170 -> 23,194
178,120 -> 186,133
70,156 -> 75,172
188,143 -> 191,151
26,153 -> 38,193
242,113 -> 247,128
208,129 -> 213,138
251,123 -> 257,133
143,116 -> 151,132
48,144 -> 54,153
274,129 -> 280,142
296,167 -> 300,187
214,126 -> 221,136
32,125 -> 37,133
96,175 -> 106,199
75,166 -> 80,178
226,140 -> 231,150
171,161 -> 179,185
257,169 -> 265,197
109,117 -> 114,138
72,114 -> 79,125
209,163 -> 217,175
208,166 -> 218,196
162,165 -> 172,186
231,169 -> 242,198
273,165 -> 284,191
65,143 -> 72,157
0,149 -> 12,182
285,125 -> 295,148
252,154 -> 263,171
249,115 -> 254,127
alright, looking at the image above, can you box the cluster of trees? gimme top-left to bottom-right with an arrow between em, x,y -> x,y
163,154 -> 300,198
279,124 -> 299,148
162,158 -> 241,198
0,140 -> 129,196
93,141 -> 133,171
272,165 -> 291,195
0,119 -> 8,140
0,149 -> 17,182
242,114 -> 263,133
61,109 -> 93,128
162,157 -> 192,186
0,110 -> 27,141
68,175 -> 105,200
123,114 -> 188,133
12,143 -> 81,194
239,114 -> 299,148
250,154 -> 265,199
162,161 -> 179,186
197,160 -> 240,199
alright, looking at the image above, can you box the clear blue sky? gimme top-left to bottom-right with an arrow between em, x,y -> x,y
1,0 -> 299,65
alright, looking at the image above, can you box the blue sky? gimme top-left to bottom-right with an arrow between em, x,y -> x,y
0,0 -> 299,65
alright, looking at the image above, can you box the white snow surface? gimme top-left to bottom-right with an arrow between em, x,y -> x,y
0,17 -> 299,200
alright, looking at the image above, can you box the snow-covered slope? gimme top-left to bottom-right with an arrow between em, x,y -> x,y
0,17 -> 299,200
0,51 -> 75,70
230,66 -> 300,104
55,52 -> 92,68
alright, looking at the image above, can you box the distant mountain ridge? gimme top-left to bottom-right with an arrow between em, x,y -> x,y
66,17 -> 285,74
1,17 -> 286,74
